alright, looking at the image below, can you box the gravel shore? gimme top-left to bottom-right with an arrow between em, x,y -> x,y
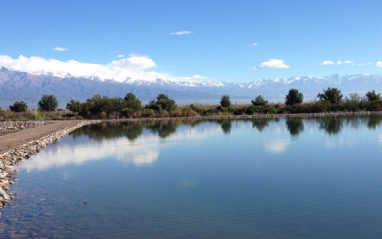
0,120 -> 92,153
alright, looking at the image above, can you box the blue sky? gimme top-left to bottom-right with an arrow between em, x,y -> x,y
1,0 -> 382,82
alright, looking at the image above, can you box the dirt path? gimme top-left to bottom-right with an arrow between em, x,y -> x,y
0,120 -> 85,154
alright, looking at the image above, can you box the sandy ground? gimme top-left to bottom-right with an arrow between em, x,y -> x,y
0,120 -> 85,154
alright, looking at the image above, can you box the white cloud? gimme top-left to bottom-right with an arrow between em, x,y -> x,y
52,47 -> 68,52
252,43 -> 258,46
108,55 -> 156,70
178,74 -> 208,81
0,54 -> 206,83
170,30 -> 193,35
253,59 -> 290,69
323,60 -> 355,65
117,54 -> 124,58
322,60 -> 335,65
376,61 -> 382,67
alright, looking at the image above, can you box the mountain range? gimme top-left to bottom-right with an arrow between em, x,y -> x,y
1,66 -> 382,108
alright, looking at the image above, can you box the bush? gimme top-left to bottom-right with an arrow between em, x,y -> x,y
171,106 -> 199,117
317,87 -> 343,104
266,105 -> 278,114
142,109 -> 156,118
366,101 -> 382,111
38,95 -> 58,111
29,111 -> 44,121
190,104 -> 206,115
216,105 -> 232,114
9,101 -> 28,112
285,89 -> 303,106
220,95 -> 231,107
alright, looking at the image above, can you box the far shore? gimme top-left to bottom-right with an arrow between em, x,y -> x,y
1,111 -> 382,156
103,110 -> 382,122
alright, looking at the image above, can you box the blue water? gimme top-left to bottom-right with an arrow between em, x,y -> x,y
2,116 -> 382,238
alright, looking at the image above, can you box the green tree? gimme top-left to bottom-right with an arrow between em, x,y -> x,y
317,87 -> 343,104
156,94 -> 176,111
145,100 -> 160,111
9,101 -> 28,112
366,90 -> 381,102
124,93 -> 142,110
66,99 -> 82,113
285,89 -> 303,106
83,94 -> 103,115
106,97 -> 124,117
251,95 -> 268,106
38,95 -> 58,111
220,95 -> 231,107
344,93 -> 361,112
79,95 -> 124,118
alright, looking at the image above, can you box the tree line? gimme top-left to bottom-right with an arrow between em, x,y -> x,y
3,88 -> 382,119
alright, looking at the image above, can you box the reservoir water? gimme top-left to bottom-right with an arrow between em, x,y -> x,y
1,116 -> 382,238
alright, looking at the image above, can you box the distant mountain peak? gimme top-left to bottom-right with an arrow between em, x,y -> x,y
1,67 -> 382,108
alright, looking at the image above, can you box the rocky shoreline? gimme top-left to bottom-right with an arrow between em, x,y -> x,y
0,121 -> 50,136
0,120 -> 101,213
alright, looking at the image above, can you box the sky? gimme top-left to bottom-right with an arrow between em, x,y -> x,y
1,0 -> 382,83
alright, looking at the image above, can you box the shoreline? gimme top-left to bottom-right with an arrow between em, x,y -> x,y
105,110 -> 382,122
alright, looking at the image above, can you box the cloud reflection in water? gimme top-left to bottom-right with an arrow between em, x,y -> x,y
20,125 -> 222,172
263,138 -> 290,155
20,135 -> 160,172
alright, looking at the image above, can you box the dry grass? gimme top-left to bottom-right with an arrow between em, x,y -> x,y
0,110 -> 82,121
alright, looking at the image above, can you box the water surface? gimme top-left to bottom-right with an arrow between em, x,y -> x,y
2,116 -> 382,238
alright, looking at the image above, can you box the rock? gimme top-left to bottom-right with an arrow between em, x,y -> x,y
0,121 -> 48,133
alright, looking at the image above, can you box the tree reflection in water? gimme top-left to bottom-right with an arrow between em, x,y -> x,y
286,118 -> 304,137
317,117 -> 344,135
122,123 -> 143,141
146,121 -> 178,138
69,115 -> 382,141
217,119 -> 232,134
251,118 -> 279,132
367,115 -> 382,129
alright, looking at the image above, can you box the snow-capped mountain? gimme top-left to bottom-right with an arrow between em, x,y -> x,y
1,66 -> 382,108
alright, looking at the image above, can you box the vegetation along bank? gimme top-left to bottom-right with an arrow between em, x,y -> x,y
2,87 -> 382,121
